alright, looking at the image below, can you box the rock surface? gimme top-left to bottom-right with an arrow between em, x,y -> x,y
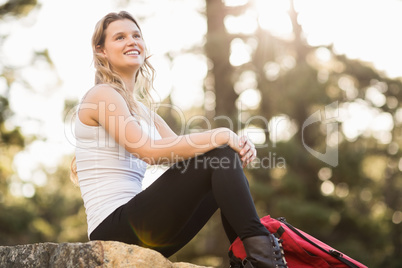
0,241 -> 211,267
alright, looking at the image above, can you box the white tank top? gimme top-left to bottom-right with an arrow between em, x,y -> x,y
75,103 -> 161,237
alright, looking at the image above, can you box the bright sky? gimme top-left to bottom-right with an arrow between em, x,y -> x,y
2,0 -> 402,196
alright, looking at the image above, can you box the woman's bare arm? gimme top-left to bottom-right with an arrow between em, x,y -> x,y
79,85 -> 237,165
150,109 -> 178,138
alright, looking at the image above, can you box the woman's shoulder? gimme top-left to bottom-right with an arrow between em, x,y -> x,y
82,84 -> 122,103
89,83 -> 118,95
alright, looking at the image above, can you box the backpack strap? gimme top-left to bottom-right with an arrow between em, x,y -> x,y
274,226 -> 285,239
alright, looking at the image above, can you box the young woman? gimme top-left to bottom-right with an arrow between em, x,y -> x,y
71,11 -> 287,268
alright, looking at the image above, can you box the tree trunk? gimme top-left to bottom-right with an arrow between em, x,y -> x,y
205,0 -> 237,127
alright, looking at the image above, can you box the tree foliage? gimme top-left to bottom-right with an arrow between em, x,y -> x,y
0,0 -> 37,17
0,0 -> 87,246
171,1 -> 401,267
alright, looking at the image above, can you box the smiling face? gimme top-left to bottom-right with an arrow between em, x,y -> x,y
100,19 -> 146,76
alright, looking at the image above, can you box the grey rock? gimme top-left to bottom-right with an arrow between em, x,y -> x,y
0,241 -> 211,268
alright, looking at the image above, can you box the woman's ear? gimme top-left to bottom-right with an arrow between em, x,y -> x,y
96,45 -> 106,57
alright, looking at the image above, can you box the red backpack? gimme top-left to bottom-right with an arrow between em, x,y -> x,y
229,215 -> 368,268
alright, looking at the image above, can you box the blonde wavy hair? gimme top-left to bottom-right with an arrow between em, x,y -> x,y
70,11 -> 156,185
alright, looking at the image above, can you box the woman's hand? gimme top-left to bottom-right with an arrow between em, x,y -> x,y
227,132 -> 257,168
238,135 -> 257,168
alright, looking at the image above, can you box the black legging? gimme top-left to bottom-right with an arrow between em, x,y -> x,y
90,146 -> 269,257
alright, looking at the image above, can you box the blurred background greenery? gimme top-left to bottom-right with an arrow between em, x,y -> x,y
0,0 -> 401,267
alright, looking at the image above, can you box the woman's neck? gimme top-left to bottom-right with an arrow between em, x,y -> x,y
120,73 -> 137,94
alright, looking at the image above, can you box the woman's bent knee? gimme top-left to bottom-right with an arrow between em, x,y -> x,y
202,146 -> 241,171
206,145 -> 237,158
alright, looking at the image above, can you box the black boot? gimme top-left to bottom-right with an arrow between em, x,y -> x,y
242,234 -> 287,268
